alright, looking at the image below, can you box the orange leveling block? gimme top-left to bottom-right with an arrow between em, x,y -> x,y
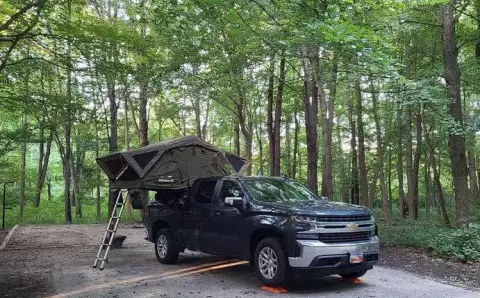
261,286 -> 288,294
341,277 -> 364,284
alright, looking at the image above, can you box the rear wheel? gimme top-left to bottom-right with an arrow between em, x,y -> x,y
155,228 -> 179,264
254,237 -> 290,287
340,269 -> 367,279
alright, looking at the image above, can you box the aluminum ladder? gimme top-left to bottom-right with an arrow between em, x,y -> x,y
93,189 -> 127,270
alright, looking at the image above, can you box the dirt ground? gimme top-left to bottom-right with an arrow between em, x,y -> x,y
0,224 -> 478,298
0,229 -> 8,244
379,246 -> 480,290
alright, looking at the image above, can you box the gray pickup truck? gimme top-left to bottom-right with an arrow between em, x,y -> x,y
145,176 -> 379,286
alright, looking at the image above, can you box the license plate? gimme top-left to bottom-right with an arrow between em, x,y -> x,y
350,253 -> 363,264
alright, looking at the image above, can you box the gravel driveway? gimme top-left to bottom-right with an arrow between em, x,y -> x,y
0,224 -> 478,298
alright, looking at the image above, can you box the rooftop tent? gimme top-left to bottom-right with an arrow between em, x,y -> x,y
97,135 -> 247,190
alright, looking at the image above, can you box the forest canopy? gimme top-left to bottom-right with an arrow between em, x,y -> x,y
0,0 -> 479,229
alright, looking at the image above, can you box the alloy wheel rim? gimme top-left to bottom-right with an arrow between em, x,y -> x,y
258,247 -> 278,279
158,235 -> 168,258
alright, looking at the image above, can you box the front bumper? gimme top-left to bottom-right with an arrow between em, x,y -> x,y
288,236 -> 379,268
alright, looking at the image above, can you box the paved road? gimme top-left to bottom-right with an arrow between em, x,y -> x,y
0,225 -> 478,298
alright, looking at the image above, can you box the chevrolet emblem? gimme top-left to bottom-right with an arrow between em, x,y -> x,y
346,223 -> 359,231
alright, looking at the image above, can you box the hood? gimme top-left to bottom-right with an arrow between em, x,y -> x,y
250,199 -> 371,217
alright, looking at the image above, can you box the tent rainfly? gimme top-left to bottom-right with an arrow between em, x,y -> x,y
96,135 -> 248,190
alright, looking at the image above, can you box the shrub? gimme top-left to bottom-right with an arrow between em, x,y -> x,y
428,226 -> 480,261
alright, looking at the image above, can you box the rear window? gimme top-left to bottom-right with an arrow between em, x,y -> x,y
193,180 -> 217,204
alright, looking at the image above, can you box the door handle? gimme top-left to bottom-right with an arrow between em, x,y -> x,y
213,211 -> 221,216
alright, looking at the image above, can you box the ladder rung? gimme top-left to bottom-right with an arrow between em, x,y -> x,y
116,203 -> 124,206
112,216 -> 119,219
107,229 -> 115,233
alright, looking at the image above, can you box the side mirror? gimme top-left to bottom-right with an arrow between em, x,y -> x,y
224,196 -> 244,208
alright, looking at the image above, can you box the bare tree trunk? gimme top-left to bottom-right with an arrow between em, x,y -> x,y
234,118 -> 240,156
411,112 -> 422,219
468,150 -> 479,200
273,57 -> 286,177
256,121 -> 264,175
370,77 -> 388,218
64,0 -> 73,224
123,97 -> 132,215
292,109 -> 299,180
348,95 -> 359,205
355,82 -> 368,207
441,2 -> 470,225
397,103 -> 406,218
71,134 -> 83,218
286,119 -> 291,177
267,54 -> 275,176
424,147 -> 431,215
320,61 -> 337,200
19,110 -> 27,219
138,79 -> 149,147
406,108 -> 414,218
33,129 -> 52,207
424,117 -> 450,226
301,45 -> 319,193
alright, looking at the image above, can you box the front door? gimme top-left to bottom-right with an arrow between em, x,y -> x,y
206,179 -> 245,257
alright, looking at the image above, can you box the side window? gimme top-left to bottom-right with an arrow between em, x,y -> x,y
218,180 -> 244,204
193,180 -> 217,204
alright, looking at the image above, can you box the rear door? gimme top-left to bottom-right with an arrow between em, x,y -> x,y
182,179 -> 219,252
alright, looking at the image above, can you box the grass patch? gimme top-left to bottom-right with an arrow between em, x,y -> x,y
2,200 -> 142,228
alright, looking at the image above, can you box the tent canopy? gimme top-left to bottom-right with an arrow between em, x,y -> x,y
97,135 -> 247,190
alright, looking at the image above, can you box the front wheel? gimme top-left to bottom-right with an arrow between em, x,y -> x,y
155,228 -> 179,264
254,237 -> 290,287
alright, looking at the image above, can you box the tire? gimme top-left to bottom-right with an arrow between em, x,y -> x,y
340,269 -> 367,279
155,228 -> 179,264
254,237 -> 290,287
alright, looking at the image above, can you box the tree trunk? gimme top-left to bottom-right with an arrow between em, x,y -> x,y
19,111 -> 27,219
411,111 -> 422,219
267,54 -> 275,176
355,82 -> 368,207
424,117 -> 450,226
397,103 -> 406,218
370,77 -> 388,218
273,57 -> 286,177
441,2 -> 470,225
234,118 -> 240,156
301,45 -> 319,193
63,0 -> 72,224
468,150 -> 479,200
292,109 -> 299,180
286,119 -> 291,177
33,129 -> 52,207
320,61 -> 337,200
348,94 -> 359,205
424,147 -> 431,215
406,108 -> 414,218
256,121 -> 264,175
124,97 -> 132,215
138,79 -> 149,147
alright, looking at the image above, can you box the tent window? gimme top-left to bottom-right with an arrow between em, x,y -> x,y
105,158 -> 125,177
133,151 -> 157,169
118,166 -> 140,181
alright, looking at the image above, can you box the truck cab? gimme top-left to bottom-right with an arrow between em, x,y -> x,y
145,176 -> 379,287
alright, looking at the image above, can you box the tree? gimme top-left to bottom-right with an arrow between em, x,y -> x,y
440,2 -> 470,225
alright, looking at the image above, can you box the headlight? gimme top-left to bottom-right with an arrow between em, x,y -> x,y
290,215 -> 316,223
290,215 -> 315,231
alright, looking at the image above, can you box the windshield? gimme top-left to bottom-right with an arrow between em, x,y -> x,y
244,179 -> 322,203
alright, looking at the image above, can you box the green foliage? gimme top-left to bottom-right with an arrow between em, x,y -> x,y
428,227 -> 480,261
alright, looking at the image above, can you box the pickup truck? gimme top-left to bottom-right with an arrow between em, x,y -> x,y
144,176 -> 379,286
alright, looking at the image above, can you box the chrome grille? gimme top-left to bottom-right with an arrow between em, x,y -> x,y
318,231 -> 370,243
